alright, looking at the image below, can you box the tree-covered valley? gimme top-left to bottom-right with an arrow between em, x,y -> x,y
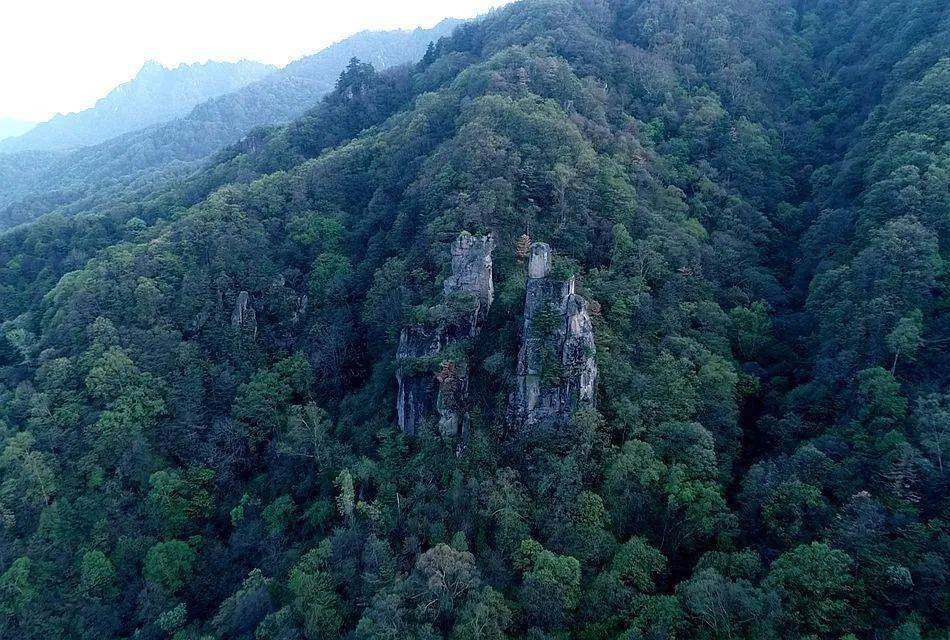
0,1 -> 946,639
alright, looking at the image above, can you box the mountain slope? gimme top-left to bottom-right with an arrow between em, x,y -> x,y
0,20 -> 462,229
0,60 -> 275,153
0,1 -> 946,639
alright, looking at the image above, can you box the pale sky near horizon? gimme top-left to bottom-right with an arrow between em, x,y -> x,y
1,0 -> 511,122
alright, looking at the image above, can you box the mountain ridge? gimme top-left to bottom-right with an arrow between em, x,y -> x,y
0,59 -> 275,153
0,18 -> 464,229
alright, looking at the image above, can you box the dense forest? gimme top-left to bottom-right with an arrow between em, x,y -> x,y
0,1 -> 946,639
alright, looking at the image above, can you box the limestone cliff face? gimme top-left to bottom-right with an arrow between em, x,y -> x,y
395,232 -> 494,437
512,242 -> 597,431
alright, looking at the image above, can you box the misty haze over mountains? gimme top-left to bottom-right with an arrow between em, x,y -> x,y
0,119 -> 35,143
0,59 -> 276,153
0,18 -> 461,229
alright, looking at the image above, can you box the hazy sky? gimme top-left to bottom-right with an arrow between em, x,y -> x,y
1,0 -> 510,122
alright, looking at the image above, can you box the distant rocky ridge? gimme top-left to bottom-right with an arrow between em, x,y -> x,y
0,19 -> 462,229
0,119 -> 35,142
0,59 -> 275,153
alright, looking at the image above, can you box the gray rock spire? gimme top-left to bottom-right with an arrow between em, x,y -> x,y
511,242 -> 597,431
395,232 -> 495,437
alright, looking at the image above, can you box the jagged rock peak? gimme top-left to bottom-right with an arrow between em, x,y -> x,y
562,289 -> 597,408
443,232 -> 495,309
395,325 -> 444,437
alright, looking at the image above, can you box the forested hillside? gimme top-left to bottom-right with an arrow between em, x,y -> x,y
0,20 -> 460,229
0,1 -> 946,639
0,60 -> 275,153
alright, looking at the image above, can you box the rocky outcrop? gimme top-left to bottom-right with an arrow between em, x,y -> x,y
395,232 -> 494,437
443,232 -> 495,330
231,290 -> 257,337
395,326 -> 443,437
511,242 -> 597,432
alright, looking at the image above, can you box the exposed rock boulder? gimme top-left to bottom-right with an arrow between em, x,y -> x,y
511,242 -> 597,432
395,232 -> 494,437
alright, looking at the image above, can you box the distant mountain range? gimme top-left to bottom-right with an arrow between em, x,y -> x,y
0,19 -> 462,228
0,119 -> 35,142
0,60 -> 275,153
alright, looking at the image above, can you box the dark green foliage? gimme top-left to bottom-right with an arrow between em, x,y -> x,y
0,1 -> 946,638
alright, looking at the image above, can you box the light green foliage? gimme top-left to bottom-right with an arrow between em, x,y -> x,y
678,568 -> 778,640
0,333 -> 22,366
288,547 -> 343,640
288,212 -> 345,250
0,557 -> 36,617
628,594 -> 685,640
761,480 -> 829,546
562,490 -> 614,564
229,493 -> 256,526
262,494 -> 296,533
78,550 -> 118,598
84,346 -> 139,400
519,544 -> 581,629
156,602 -> 188,633
730,301 -> 772,359
764,543 -> 855,636
212,569 -> 273,638
611,537 -> 666,592
886,310 -> 923,372
255,607 -> 298,640
81,341 -> 166,464
0,431 -> 56,506
451,587 -> 511,640
143,540 -> 197,593
147,467 -> 214,536
855,367 -> 908,430
277,403 -> 336,467
233,355 -> 312,444
513,538 -> 543,572
309,252 -> 353,299
410,544 -> 480,624
334,469 -> 355,520
605,438 -> 734,552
